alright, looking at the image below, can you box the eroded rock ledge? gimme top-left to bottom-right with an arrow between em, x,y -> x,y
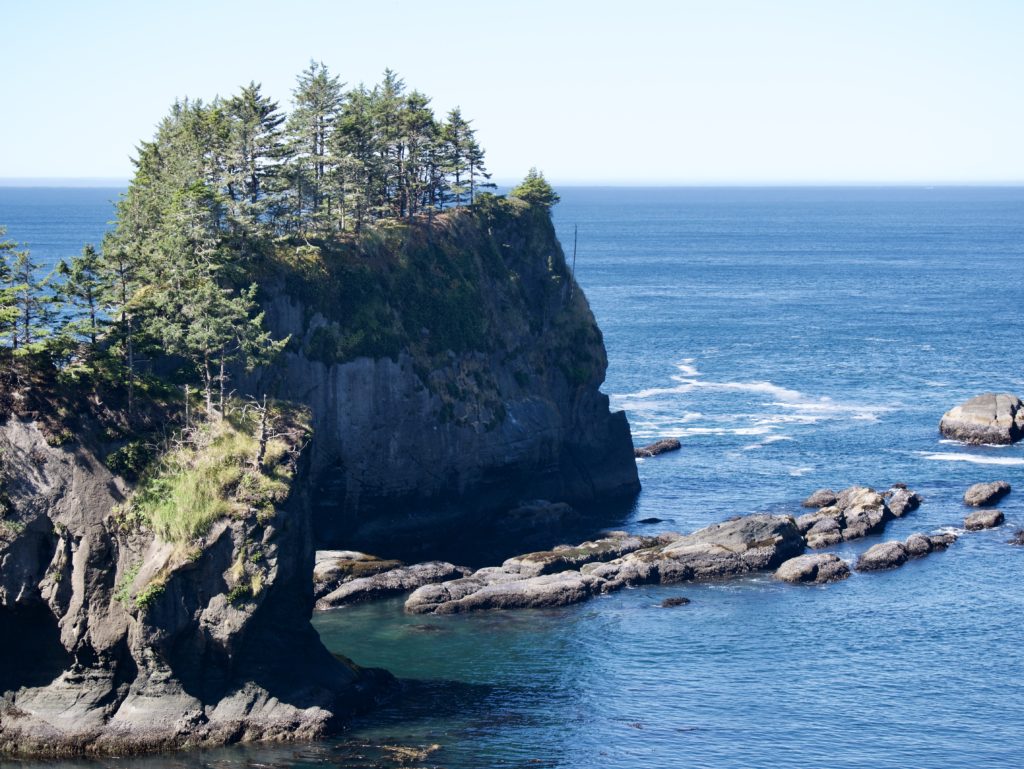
0,417 -> 387,757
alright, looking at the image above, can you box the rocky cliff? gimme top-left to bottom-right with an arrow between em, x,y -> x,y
0,408 -> 383,756
242,199 -> 640,555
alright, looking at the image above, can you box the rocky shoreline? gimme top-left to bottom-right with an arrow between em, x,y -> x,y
308,479 -> 1015,615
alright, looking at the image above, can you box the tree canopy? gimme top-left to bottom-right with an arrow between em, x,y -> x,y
0,63 -> 560,433
510,168 -> 560,209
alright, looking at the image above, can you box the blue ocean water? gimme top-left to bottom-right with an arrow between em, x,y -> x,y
1,186 -> 1023,768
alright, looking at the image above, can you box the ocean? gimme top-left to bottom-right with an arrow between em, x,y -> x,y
1,186 -> 1023,768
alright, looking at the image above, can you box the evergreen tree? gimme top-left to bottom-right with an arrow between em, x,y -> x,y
285,61 -> 345,232
464,132 -> 495,204
441,108 -> 471,207
223,82 -> 285,235
55,244 -> 106,352
0,227 -> 19,348
7,245 -> 52,354
510,168 -> 560,209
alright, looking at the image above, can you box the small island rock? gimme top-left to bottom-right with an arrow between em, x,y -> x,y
856,541 -> 910,571
963,481 -> 1011,507
964,509 -> 1005,531
940,393 -> 1024,445
634,438 -> 682,458
774,553 -> 850,584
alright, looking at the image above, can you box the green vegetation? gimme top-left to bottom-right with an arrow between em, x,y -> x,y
114,563 -> 142,605
0,63 -> 560,433
510,168 -> 560,209
118,402 -> 305,543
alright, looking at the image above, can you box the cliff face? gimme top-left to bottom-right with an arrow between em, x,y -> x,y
0,414 -> 382,756
243,200 -> 640,554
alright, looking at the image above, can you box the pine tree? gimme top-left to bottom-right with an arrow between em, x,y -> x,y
465,133 -> 495,204
55,244 -> 106,353
223,82 -> 285,235
510,168 -> 560,209
285,61 -> 345,233
441,108 -> 471,207
0,227 -> 19,348
7,245 -> 52,354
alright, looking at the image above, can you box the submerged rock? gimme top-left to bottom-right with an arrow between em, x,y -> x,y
939,393 -> 1024,445
634,438 -> 682,458
316,561 -> 472,609
963,481 -> 1011,507
1008,530 -> 1024,546
504,499 -> 581,532
964,509 -> 1005,531
801,488 -> 838,508
774,553 -> 850,584
661,596 -> 691,608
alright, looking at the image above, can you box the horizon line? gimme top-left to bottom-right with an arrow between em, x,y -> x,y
2,177 -> 1024,189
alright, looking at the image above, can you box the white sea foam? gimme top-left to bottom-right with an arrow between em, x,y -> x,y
742,435 -> 795,451
919,452 -> 1024,467
789,467 -> 813,477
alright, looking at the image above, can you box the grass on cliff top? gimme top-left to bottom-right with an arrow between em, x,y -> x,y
121,403 -> 305,543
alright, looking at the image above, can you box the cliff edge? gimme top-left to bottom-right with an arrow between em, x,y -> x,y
244,198 -> 640,554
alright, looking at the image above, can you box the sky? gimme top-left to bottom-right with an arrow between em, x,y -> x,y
2,0 -> 1022,185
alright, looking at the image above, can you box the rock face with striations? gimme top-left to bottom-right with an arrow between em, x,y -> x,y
0,417 -> 384,756
238,203 -> 640,554
939,393 -> 1024,445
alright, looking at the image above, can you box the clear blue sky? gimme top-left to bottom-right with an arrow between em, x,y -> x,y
3,0 -> 1022,184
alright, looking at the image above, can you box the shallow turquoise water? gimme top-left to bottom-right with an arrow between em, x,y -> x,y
2,186 -> 1024,768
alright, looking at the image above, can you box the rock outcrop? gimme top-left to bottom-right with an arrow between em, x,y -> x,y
856,532 -> 958,572
316,561 -> 471,610
239,204 -> 640,555
796,486 -> 908,548
405,515 -> 804,615
0,416 -> 385,756
964,509 -> 1005,531
774,553 -> 850,584
801,489 -> 837,508
963,481 -> 1011,507
886,488 -> 921,517
634,438 -> 681,458
855,541 -> 910,571
940,393 -> 1024,445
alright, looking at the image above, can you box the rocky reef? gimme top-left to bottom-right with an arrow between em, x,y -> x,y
0,412 -> 386,756
404,515 -> 804,614
239,202 -> 640,556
